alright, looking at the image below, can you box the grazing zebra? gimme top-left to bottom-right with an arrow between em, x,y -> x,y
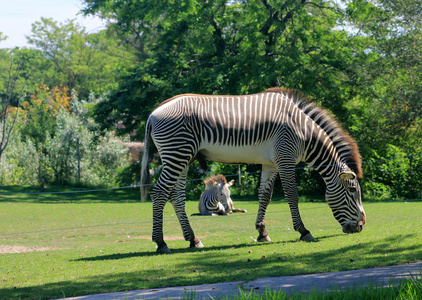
198,174 -> 247,216
141,87 -> 365,254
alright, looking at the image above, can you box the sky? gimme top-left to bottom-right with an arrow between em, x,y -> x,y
0,0 -> 106,49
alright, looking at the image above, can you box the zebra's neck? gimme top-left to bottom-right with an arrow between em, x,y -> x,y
302,124 -> 343,182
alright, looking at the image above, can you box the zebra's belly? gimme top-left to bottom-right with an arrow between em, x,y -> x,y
199,142 -> 275,165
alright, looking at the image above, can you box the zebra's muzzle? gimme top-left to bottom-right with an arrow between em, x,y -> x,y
342,220 -> 365,234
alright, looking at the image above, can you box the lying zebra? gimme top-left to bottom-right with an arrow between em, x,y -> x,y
198,174 -> 247,216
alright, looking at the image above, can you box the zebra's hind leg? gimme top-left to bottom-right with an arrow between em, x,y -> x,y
150,187 -> 171,254
150,165 -> 189,254
170,168 -> 204,249
171,196 -> 204,248
256,165 -> 278,242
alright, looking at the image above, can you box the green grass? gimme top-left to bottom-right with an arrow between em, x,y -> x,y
0,185 -> 421,299
230,277 -> 422,300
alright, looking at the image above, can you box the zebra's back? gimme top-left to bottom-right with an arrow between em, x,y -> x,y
150,89 -> 307,166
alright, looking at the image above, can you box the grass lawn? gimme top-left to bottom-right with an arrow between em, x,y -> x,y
233,277 -> 422,300
0,185 -> 421,299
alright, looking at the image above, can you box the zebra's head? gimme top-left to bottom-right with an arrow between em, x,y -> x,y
217,179 -> 234,212
325,169 -> 366,234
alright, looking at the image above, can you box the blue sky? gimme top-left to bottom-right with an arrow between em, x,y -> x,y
0,0 -> 105,48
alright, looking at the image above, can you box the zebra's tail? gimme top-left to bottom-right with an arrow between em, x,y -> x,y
140,120 -> 152,202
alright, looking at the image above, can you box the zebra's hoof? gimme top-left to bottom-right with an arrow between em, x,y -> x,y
190,238 -> 204,248
257,234 -> 271,242
156,245 -> 171,254
195,240 -> 204,248
300,232 -> 315,242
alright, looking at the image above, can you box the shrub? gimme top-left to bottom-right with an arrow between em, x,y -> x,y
0,132 -> 39,185
0,91 -> 132,188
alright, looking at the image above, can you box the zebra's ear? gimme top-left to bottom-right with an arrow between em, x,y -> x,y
228,180 -> 235,186
339,171 -> 357,180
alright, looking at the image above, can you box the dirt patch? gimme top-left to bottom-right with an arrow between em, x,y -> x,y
0,245 -> 56,254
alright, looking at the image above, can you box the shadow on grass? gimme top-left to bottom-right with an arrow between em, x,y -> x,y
2,233 -> 421,300
73,233 -> 343,262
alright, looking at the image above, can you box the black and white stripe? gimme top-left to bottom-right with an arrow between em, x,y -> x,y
198,175 -> 230,216
141,88 -> 365,253
198,174 -> 247,216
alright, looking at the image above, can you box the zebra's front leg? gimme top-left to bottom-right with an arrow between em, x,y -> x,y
279,169 -> 315,242
256,166 -> 278,242
171,168 -> 204,249
288,202 -> 314,241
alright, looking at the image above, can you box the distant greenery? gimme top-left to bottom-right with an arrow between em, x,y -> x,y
0,18 -> 135,188
0,91 -> 130,187
0,0 -> 421,199
0,187 -> 421,299
82,0 -> 422,200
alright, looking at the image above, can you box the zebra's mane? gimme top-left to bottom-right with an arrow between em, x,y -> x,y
203,174 -> 228,186
265,87 -> 362,178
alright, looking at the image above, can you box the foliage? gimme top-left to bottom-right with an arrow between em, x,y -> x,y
1,18 -> 135,104
208,163 -> 262,196
0,91 -> 131,187
82,0 -> 422,201
0,56 -> 26,161
0,132 -> 38,185
26,18 -> 135,98
296,164 -> 326,197
343,0 -> 422,200
115,160 -> 142,187
20,84 -> 71,147
85,0 -> 365,138
0,1 -> 421,199
363,145 -> 422,201
37,92 -> 130,187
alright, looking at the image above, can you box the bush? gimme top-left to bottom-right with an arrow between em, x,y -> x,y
0,91 -> 132,188
362,145 -> 422,200
0,132 -> 39,185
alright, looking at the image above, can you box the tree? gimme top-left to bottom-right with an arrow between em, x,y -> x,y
27,18 -> 135,98
82,0 -> 422,199
82,0 -> 366,139
20,84 -> 71,149
343,0 -> 422,199
36,91 -> 130,186
0,58 -> 25,161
